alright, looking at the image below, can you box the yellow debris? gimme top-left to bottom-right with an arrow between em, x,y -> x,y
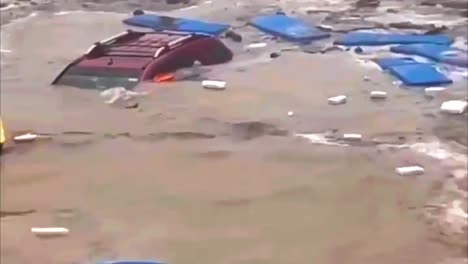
0,118 -> 6,145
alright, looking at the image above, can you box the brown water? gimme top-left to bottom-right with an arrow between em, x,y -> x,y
0,11 -> 466,264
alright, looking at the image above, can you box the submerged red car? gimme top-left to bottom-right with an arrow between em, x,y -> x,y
52,30 -> 233,90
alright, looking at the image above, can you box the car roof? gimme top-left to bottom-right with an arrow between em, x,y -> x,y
76,31 -> 197,70
77,57 -> 153,70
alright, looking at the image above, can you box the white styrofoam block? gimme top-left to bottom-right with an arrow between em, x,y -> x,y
343,134 -> 362,141
319,24 -> 333,30
440,100 -> 468,114
396,166 -> 425,176
14,133 -> 38,142
202,80 -> 226,90
425,87 -> 446,97
31,227 -> 69,236
247,42 -> 267,49
287,111 -> 294,117
370,91 -> 387,99
328,95 -> 347,105
425,87 -> 446,92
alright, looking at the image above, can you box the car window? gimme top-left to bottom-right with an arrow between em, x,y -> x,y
55,67 -> 141,90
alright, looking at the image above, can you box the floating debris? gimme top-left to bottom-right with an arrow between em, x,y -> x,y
343,133 -> 362,141
370,91 -> 387,99
202,80 -> 226,90
13,133 -> 41,142
295,133 -> 348,147
287,111 -> 294,117
396,166 -> 425,176
100,87 -> 147,105
270,52 -> 281,58
246,42 -> 267,49
318,24 -> 334,31
440,100 -> 468,114
1,209 -> 36,218
132,9 -> 144,16
31,227 -> 70,237
225,30 -> 242,42
425,86 -> 446,97
328,95 -> 347,105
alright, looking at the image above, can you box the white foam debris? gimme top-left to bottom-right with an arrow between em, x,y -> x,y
328,95 -> 347,105
343,134 -> 362,141
13,133 -> 51,142
0,49 -> 12,53
440,100 -> 468,114
14,133 -> 38,142
425,87 -> 446,97
202,80 -> 226,90
295,133 -> 348,147
287,111 -> 294,117
396,166 -> 425,176
318,24 -> 334,30
409,141 -> 467,164
370,91 -> 387,99
31,227 -> 70,236
246,42 -> 267,49
54,11 -> 77,16
100,87 -> 147,105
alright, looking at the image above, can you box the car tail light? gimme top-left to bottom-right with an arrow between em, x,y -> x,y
154,73 -> 175,83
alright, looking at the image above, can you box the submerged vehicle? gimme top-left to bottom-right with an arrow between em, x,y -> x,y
52,30 -> 233,90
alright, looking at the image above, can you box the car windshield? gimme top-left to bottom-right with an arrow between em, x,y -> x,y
55,66 -> 141,90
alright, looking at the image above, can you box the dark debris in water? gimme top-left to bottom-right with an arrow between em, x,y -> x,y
58,139 -> 97,149
225,30 -> 243,42
388,22 -> 443,31
231,121 -> 289,140
134,132 -> 216,142
165,0 -> 191,5
354,0 -> 380,8
0,209 -> 36,218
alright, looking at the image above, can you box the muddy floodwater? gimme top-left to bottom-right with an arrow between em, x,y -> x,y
0,4 -> 467,264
